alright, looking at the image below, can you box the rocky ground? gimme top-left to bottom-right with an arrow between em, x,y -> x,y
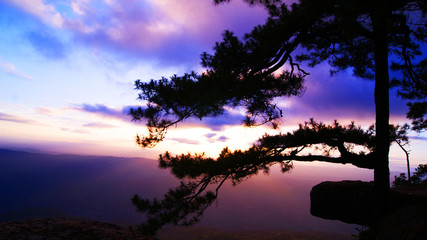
0,217 -> 355,240
0,217 -> 155,240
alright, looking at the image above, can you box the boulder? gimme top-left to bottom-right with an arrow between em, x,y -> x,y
310,181 -> 427,226
310,181 -> 376,226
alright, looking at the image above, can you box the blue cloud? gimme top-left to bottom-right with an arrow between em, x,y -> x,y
217,136 -> 229,142
204,132 -> 229,143
26,30 -> 66,59
0,2 -> 31,27
204,133 -> 217,139
187,111 -> 245,131
78,104 -> 121,116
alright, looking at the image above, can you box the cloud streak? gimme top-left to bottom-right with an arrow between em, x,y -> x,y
0,112 -> 40,125
185,111 -> 245,131
169,138 -> 201,145
409,136 -> 427,141
0,59 -> 33,80
83,122 -> 116,128
72,103 -> 133,122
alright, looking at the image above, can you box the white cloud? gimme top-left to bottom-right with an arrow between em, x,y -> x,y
83,122 -> 116,128
72,129 -> 91,134
0,59 -> 33,80
6,0 -> 64,27
36,107 -> 55,115
71,0 -> 91,15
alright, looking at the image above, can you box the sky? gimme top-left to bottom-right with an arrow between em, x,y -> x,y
0,0 -> 426,171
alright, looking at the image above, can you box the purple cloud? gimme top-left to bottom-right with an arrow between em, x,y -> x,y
70,1 -> 267,65
186,111 -> 245,131
217,136 -> 229,142
4,0 -> 268,66
73,103 -> 133,122
204,133 -> 217,139
283,65 -> 409,123
0,112 -> 40,125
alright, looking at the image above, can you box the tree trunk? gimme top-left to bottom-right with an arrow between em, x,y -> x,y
396,140 -> 411,183
371,6 -> 391,222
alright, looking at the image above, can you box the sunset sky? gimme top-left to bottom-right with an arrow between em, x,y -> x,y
0,0 -> 426,171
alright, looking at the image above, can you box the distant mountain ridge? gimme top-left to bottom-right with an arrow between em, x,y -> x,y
0,207 -> 68,223
0,147 -> 367,238
0,148 -> 162,225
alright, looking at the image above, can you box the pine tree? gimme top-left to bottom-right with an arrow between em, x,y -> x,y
130,0 -> 426,235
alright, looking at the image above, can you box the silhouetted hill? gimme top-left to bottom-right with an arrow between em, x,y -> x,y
0,148 -> 170,225
0,207 -> 68,222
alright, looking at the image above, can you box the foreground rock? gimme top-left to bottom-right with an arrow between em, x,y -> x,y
310,181 -> 427,239
0,217 -> 155,240
310,181 -> 427,226
310,181 -> 376,226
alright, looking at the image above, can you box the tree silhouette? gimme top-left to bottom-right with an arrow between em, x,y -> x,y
130,0 -> 426,235
391,124 -> 412,182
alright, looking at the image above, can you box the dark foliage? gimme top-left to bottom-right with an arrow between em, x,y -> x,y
131,182 -> 216,236
406,101 -> 427,131
393,164 -> 427,187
